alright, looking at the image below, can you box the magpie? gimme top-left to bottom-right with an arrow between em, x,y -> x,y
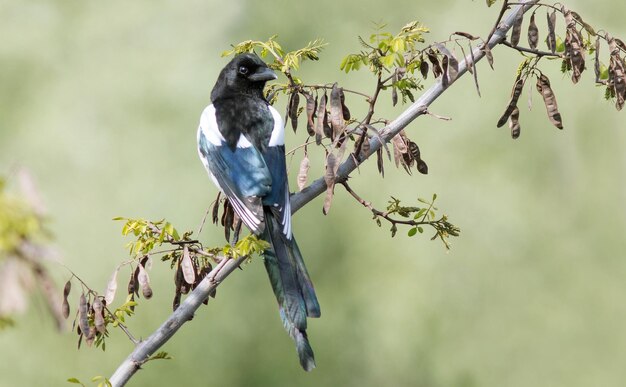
197,53 -> 321,371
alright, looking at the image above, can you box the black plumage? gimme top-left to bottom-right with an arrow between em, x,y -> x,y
197,53 -> 321,371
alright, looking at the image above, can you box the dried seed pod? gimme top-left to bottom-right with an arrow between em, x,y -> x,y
78,293 -> 91,340
127,270 -> 136,296
468,42 -> 481,97
92,297 -> 105,334
563,11 -> 585,84
536,74 -> 564,129
391,133 -> 408,168
221,199 -> 234,241
416,159 -> 429,175
509,106 -> 521,139
436,44 -> 459,84
419,58 -> 429,79
376,148 -> 384,177
137,263 -> 152,300
497,75 -> 525,128
288,92 -> 299,132
608,36 -> 626,110
323,111 -> 332,139
547,10 -> 557,53
339,89 -> 350,120
359,133 -> 370,161
323,153 -> 338,215
595,36 -> 601,82
63,280 -> 72,297
62,280 -> 71,319
181,245 -> 196,285
441,55 -> 449,86
104,267 -> 119,306
510,12 -> 523,46
329,83 -> 345,137
408,141 -> 421,161
427,50 -> 443,78
528,12 -> 539,50
304,92 -> 317,136
453,31 -> 479,40
211,193 -> 221,225
315,93 -> 327,144
297,154 -> 310,191
482,44 -> 494,70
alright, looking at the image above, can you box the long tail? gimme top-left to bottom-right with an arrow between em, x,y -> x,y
262,208 -> 320,371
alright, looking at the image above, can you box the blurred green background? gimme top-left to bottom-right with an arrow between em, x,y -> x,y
1,0 -> 626,386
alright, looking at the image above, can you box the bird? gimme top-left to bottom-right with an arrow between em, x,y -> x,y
196,53 -> 321,371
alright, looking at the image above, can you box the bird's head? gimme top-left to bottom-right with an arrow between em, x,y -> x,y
211,53 -> 277,102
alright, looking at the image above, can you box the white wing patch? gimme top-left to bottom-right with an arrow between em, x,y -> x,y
268,105 -> 285,146
197,104 -> 263,234
199,105 -> 224,146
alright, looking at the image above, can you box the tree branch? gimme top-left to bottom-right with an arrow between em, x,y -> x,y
291,0 -> 539,213
108,255 -> 247,386
108,1 -> 538,385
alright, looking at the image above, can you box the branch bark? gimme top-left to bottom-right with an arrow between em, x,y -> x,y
108,1 -> 538,385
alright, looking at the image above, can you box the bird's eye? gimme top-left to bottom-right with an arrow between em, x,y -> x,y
238,66 -> 249,75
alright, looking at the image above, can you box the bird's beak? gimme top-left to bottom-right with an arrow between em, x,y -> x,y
248,67 -> 278,82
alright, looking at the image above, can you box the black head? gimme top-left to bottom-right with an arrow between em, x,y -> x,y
210,53 -> 277,102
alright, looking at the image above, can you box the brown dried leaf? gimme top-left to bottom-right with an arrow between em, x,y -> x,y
329,83 -> 345,138
528,12 -> 539,50
497,75 -> 525,127
536,74 -> 564,129
181,245 -> 195,285
305,92 -> 317,136
104,267 -> 119,306
511,12 -> 523,46
509,106 -> 521,139
297,154 -> 310,191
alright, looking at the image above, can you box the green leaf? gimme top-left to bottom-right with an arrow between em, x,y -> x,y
486,0 -> 498,6
66,378 -> 83,385
555,37 -> 565,53
408,227 -> 418,237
